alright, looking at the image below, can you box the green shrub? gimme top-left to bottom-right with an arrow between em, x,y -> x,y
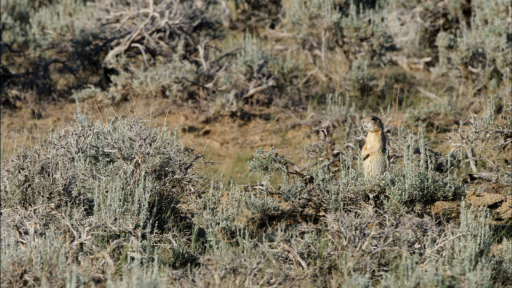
1,0 -> 98,53
435,0 -> 510,93
1,113 -> 205,230
383,130 -> 465,213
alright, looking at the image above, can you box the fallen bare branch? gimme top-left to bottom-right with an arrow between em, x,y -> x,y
416,87 -> 445,103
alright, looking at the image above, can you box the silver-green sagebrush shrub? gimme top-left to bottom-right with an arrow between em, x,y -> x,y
1,113 -> 206,230
447,96 -> 512,183
284,0 -> 396,66
98,43 -> 196,103
379,204 -> 495,287
1,0 -> 98,54
1,113 -> 208,286
435,0 -> 511,92
383,130 -> 465,213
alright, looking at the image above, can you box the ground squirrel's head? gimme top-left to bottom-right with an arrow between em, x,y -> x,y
362,116 -> 384,133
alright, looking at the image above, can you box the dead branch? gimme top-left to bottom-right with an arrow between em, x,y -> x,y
242,79 -> 276,100
416,87 -> 445,103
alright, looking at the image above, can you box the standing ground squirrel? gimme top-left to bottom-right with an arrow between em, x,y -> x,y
361,116 -> 387,178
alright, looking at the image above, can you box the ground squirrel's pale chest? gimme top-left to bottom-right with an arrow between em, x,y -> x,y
361,116 -> 387,178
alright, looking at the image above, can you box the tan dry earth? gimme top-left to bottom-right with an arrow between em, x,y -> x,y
432,189 -> 512,224
466,191 -> 512,224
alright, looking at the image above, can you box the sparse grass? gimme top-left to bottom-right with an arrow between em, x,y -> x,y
222,150 -> 260,183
